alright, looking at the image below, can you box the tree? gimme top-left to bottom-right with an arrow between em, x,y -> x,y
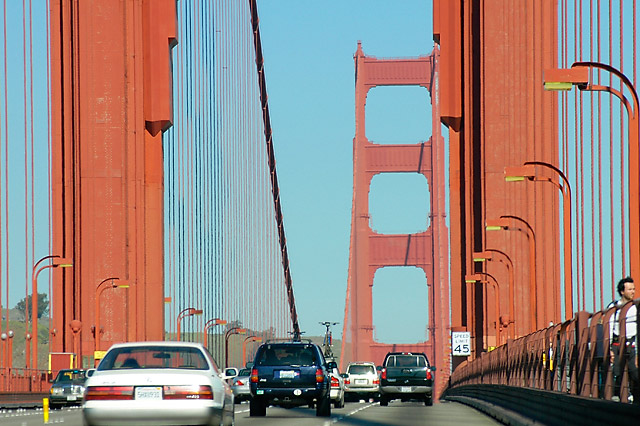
15,293 -> 49,319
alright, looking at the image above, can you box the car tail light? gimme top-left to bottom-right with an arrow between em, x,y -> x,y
235,379 -> 245,386
330,376 -> 340,388
164,385 -> 213,400
85,386 -> 134,401
426,370 -> 432,380
344,378 -> 350,385
316,368 -> 324,383
373,378 -> 380,385
250,368 -> 259,383
380,368 -> 387,380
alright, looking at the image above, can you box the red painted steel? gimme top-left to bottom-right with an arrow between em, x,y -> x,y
48,0 -> 176,368
341,43 -> 450,397
438,1 -> 560,361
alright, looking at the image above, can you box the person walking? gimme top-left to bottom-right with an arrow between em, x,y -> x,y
607,276 -> 638,403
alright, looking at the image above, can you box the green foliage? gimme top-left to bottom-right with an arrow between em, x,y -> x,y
15,292 -> 49,319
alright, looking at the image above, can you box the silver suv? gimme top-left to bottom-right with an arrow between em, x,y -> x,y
343,362 -> 379,402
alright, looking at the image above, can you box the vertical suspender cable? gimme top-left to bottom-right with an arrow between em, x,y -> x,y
3,0 -> 11,336
22,0 -> 29,332
596,0 -> 603,309
619,3 -> 626,276
608,0 -> 615,295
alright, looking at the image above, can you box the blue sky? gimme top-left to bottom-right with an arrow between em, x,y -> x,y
256,0 -> 437,342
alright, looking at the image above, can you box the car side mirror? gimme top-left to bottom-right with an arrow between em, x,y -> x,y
376,365 -> 382,372
340,373 -> 349,379
86,368 -> 96,377
430,366 -> 436,371
326,361 -> 337,370
223,367 -> 238,379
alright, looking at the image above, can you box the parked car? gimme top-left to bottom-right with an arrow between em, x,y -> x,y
231,368 -> 252,403
343,361 -> 380,402
328,363 -> 345,408
49,368 -> 89,408
82,341 -> 237,426
249,341 -> 333,417
378,351 -> 435,406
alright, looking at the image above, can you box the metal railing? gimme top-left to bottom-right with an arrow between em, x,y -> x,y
450,300 -> 639,403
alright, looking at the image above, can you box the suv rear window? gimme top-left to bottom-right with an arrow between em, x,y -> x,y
347,364 -> 375,375
385,355 -> 427,367
255,345 -> 318,366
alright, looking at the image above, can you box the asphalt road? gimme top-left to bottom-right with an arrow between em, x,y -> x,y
0,400 -> 501,425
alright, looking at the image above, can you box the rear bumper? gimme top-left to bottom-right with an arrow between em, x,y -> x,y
251,387 -> 327,405
83,401 -> 224,426
380,385 -> 432,399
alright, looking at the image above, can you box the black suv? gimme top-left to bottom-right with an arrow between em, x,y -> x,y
249,341 -> 333,417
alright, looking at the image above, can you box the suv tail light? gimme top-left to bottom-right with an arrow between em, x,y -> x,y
164,385 -> 213,400
330,376 -> 340,388
315,368 -> 324,383
85,386 -> 134,401
426,370 -> 432,380
380,368 -> 387,380
251,368 -> 259,383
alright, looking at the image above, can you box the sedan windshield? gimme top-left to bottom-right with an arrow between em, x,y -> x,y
98,346 -> 209,371
54,369 -> 87,384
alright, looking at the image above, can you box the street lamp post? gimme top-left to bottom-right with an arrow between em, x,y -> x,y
505,161 -> 573,321
486,216 -> 539,331
473,250 -> 515,339
94,278 -> 130,358
176,308 -> 203,341
544,63 -> 639,281
465,273 -> 503,348
203,318 -> 227,348
224,327 -> 247,368
31,255 -> 73,370
242,336 -> 262,366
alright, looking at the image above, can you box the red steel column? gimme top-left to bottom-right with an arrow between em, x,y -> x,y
49,0 -> 175,365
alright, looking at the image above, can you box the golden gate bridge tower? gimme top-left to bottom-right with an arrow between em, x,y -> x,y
341,43 -> 450,396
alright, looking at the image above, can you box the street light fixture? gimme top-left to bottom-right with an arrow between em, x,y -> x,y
31,255 -> 73,370
465,273 -> 503,348
505,161 -> 573,321
176,308 -> 203,341
486,216 -> 539,330
224,327 -> 247,368
94,278 -> 129,357
473,250 -> 515,339
544,62 -> 640,285
242,336 -> 262,366
203,318 -> 228,348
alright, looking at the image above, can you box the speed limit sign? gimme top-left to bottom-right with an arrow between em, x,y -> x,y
452,331 -> 471,356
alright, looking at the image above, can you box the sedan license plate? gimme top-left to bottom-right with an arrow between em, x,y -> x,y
135,386 -> 163,400
277,370 -> 299,379
66,395 -> 77,401
400,386 -> 412,393
355,379 -> 367,385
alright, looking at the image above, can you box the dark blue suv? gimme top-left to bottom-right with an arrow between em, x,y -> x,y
249,341 -> 333,417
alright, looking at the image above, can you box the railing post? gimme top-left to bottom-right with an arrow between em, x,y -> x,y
574,311 -> 591,396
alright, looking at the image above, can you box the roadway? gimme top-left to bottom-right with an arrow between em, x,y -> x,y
0,400 -> 501,425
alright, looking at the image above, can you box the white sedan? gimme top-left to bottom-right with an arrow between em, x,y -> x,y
82,341 -> 236,426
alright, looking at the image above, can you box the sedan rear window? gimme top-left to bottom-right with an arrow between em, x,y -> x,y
98,346 -> 209,371
347,365 -> 375,375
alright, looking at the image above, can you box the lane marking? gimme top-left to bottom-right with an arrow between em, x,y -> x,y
325,401 -> 378,425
